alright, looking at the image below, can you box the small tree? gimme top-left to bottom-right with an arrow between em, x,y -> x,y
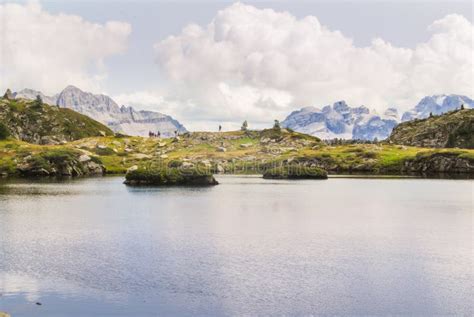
241,120 -> 248,131
0,122 -> 9,140
33,95 -> 43,108
273,119 -> 281,131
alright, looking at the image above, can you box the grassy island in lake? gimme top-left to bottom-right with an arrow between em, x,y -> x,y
124,167 -> 218,186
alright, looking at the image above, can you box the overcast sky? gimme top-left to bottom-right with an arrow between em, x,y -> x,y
1,0 -> 473,129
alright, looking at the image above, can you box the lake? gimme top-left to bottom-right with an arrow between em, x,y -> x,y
0,176 -> 472,316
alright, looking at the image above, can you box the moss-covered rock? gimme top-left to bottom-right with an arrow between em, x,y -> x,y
16,148 -> 105,177
124,167 -> 218,186
401,151 -> 474,174
263,165 -> 328,179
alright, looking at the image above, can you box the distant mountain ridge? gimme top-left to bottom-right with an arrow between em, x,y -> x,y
282,101 -> 399,141
14,86 -> 187,137
401,95 -> 474,122
282,94 -> 473,140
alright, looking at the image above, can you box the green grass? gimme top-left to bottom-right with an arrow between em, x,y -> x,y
0,97 -> 114,143
1,129 -> 474,177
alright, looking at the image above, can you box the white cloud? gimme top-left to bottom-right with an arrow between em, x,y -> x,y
0,1 -> 131,95
153,2 -> 473,127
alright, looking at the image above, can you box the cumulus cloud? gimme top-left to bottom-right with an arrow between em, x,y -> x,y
0,1 -> 131,95
153,2 -> 473,128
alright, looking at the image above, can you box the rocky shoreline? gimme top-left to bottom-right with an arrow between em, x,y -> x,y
1,130 -> 474,180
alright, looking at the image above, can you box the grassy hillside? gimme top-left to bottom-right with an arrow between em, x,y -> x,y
388,109 -> 474,149
1,128 -> 473,177
0,96 -> 114,144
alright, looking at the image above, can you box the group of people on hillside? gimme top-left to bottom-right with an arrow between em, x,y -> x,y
148,130 -> 181,138
148,131 -> 161,138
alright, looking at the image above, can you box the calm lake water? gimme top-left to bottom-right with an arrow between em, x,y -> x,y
0,176 -> 472,316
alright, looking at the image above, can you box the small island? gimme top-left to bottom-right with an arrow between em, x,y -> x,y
124,167 -> 219,186
263,165 -> 328,180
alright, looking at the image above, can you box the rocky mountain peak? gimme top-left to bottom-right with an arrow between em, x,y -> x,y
402,94 -> 473,122
282,100 -> 396,140
333,101 -> 350,112
12,86 -> 187,137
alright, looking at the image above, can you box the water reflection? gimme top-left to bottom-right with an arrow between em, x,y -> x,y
0,176 -> 472,316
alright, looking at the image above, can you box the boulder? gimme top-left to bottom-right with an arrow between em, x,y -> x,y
79,154 -> 91,162
182,162 -> 194,168
127,165 -> 138,173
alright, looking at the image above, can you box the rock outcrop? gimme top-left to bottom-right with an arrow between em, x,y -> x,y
401,152 -> 474,175
15,150 -> 105,177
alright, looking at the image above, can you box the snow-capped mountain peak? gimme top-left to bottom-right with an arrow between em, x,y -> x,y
401,94 -> 473,122
282,101 -> 395,140
282,94 -> 472,140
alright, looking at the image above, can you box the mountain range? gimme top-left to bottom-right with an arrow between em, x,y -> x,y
12,86 -> 473,141
14,86 -> 187,137
282,95 -> 474,140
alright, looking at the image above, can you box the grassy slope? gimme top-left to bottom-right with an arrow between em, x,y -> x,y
0,98 -> 114,143
388,109 -> 474,148
2,129 -> 473,176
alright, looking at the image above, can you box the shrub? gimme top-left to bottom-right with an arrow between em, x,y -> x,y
90,156 -> 103,164
0,122 -> 9,139
273,119 -> 281,131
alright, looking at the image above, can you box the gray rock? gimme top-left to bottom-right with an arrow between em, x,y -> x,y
79,154 -> 91,162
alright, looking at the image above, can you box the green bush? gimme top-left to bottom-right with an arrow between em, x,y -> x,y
0,121 -> 9,139
90,156 -> 103,164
